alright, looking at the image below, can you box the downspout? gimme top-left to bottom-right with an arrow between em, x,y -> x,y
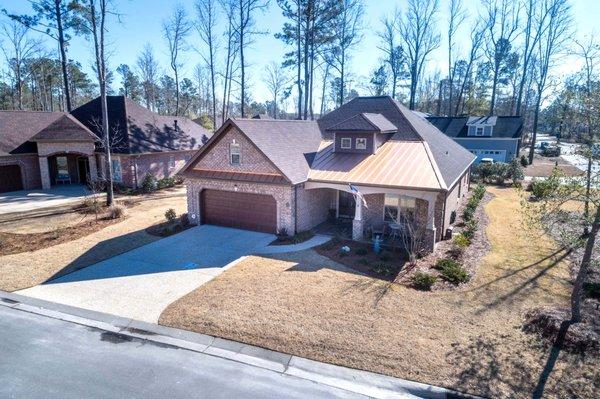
294,185 -> 298,235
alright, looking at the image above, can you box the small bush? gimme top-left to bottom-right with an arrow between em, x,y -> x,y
358,258 -> 369,265
462,206 -> 475,222
82,197 -> 102,214
531,177 -> 560,199
379,251 -> 393,262
473,162 -> 510,185
473,184 -> 486,200
107,204 -> 126,219
436,258 -> 470,284
453,233 -> 470,248
520,155 -> 529,167
141,173 -> 157,193
508,158 -> 524,184
412,272 -> 437,290
371,263 -> 397,277
355,247 -> 368,255
462,219 -> 478,240
164,208 -> 177,222
163,226 -> 173,236
157,177 -> 176,189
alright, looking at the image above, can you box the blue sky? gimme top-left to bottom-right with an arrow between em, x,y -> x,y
4,0 -> 598,107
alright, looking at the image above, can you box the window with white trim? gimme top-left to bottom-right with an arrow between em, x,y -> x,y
355,138 -> 367,150
475,126 -> 484,136
340,137 -> 352,149
229,142 -> 241,165
168,155 -> 175,168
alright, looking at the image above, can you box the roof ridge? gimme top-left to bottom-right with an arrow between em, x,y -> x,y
233,118 -> 317,123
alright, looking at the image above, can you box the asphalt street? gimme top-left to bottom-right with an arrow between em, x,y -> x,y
0,305 -> 367,399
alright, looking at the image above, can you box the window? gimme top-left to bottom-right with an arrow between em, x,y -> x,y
384,194 -> 416,225
111,157 -> 122,183
475,126 -> 484,136
168,155 -> 175,168
56,156 -> 68,179
355,138 -> 367,150
230,142 -> 241,165
340,137 -> 352,149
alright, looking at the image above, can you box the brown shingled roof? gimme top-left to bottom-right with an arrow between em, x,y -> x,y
0,110 -> 63,155
30,114 -> 98,142
326,113 -> 397,133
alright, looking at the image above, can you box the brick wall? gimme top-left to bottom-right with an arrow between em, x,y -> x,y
185,177 -> 294,234
0,154 -> 42,190
363,194 -> 384,227
36,141 -> 95,157
295,186 -> 334,232
192,127 -> 280,175
442,169 -> 471,236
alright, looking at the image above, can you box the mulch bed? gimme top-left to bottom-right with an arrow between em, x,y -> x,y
315,239 -> 407,281
269,231 -> 315,246
145,215 -> 193,237
0,215 -> 124,256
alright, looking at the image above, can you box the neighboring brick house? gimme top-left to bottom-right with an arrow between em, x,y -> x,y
0,95 -> 209,193
427,115 -> 524,164
180,96 -> 475,253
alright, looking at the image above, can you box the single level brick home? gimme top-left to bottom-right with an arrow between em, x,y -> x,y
180,96 -> 475,253
427,115 -> 524,164
0,95 -> 209,193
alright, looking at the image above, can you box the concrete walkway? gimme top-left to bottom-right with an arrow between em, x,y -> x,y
256,234 -> 331,254
0,291 -> 479,399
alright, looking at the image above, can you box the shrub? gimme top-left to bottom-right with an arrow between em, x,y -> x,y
453,233 -> 470,248
107,204 -> 126,219
355,247 -> 368,255
473,162 -> 510,185
462,219 -> 478,240
358,258 -> 369,265
82,197 -> 102,214
164,208 -> 177,222
520,155 -> 529,167
436,258 -> 470,284
473,184 -> 486,200
379,251 -> 393,261
508,158 -> 524,184
157,177 -> 176,189
412,272 -> 437,290
531,174 -> 561,199
277,228 -> 289,238
371,263 -> 397,277
462,206 -> 475,222
141,173 -> 157,193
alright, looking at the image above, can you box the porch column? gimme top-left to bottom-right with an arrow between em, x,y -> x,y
38,156 -> 51,190
352,196 -> 364,240
88,155 -> 98,182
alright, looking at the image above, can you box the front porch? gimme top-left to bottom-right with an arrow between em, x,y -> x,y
304,181 -> 441,253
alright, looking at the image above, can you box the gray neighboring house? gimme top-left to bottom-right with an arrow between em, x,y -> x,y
426,116 -> 524,164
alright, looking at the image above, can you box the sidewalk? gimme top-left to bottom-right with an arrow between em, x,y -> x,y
0,290 -> 481,399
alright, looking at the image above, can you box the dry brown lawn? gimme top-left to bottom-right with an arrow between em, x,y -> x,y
0,196 -> 187,292
160,187 -> 598,398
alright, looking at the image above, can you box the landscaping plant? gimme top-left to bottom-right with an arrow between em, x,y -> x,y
141,173 -> 158,193
164,208 -> 177,222
371,263 -> 397,277
412,271 -> 437,290
435,258 -> 470,284
107,204 -> 126,219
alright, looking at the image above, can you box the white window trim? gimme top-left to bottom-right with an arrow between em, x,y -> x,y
340,137 -> 352,149
229,142 -> 241,165
355,138 -> 367,150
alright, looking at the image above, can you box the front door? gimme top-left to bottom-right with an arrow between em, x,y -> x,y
77,157 -> 90,184
338,191 -> 356,219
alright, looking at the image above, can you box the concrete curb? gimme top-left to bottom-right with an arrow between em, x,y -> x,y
0,291 -> 482,399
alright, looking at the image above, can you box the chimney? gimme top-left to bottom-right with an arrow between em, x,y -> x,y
174,119 -> 178,131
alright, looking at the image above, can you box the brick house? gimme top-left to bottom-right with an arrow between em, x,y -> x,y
180,96 -> 475,253
0,95 -> 209,193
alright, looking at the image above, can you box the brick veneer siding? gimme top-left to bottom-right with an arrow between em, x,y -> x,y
363,194 -> 385,227
185,178 -> 294,234
295,186 -> 335,232
443,169 -> 470,234
0,154 -> 42,190
193,127 -> 281,175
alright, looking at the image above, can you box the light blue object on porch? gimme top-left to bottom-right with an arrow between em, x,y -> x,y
373,235 -> 382,254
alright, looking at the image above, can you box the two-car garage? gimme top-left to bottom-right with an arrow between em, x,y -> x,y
201,189 -> 277,234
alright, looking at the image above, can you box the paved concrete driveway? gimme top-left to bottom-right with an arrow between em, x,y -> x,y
0,185 -> 96,215
19,225 -> 275,323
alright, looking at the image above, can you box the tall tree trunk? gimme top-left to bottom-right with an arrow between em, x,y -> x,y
55,0 -> 72,111
296,3 -> 302,119
527,93 -> 542,165
437,80 -> 443,115
571,206 -> 600,323
209,39 -> 216,130
489,64 -> 500,115
320,63 -> 329,116
239,0 -> 245,118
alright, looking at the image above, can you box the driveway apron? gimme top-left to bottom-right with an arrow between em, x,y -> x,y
18,225 -> 275,323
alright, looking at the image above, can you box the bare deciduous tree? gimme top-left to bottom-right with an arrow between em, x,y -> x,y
136,43 -> 160,111
399,0 -> 441,110
447,0 -> 467,116
454,20 -> 486,115
162,4 -> 193,116
378,10 -> 406,100
527,0 -> 572,165
195,0 -> 218,130
264,61 -> 289,118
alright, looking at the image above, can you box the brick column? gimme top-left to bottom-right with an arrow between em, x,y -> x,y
352,195 -> 364,240
38,156 -> 51,190
88,155 -> 98,182
423,199 -> 437,253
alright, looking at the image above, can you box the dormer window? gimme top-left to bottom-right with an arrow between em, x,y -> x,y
355,138 -> 367,150
475,126 -> 484,136
340,138 -> 352,149
230,142 -> 241,165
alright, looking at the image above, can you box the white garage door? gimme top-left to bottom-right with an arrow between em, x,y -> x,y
470,149 -> 507,163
